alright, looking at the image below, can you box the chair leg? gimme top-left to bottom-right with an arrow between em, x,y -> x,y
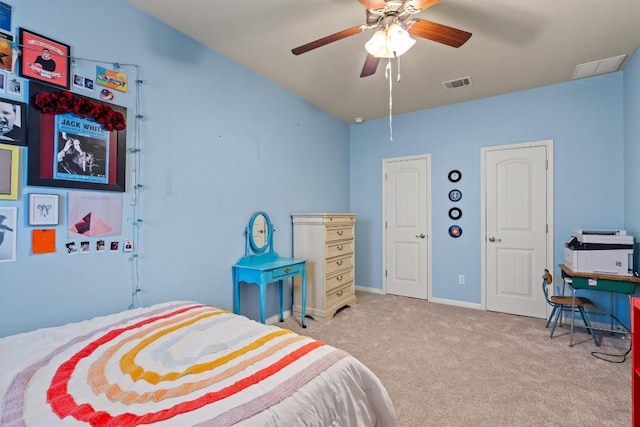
578,306 -> 600,346
546,305 -> 558,328
549,305 -> 563,338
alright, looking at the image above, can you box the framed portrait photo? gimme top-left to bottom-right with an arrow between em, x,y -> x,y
0,206 -> 17,262
19,28 -> 71,90
0,142 -> 19,200
27,81 -> 127,192
28,193 -> 59,226
0,97 -> 27,146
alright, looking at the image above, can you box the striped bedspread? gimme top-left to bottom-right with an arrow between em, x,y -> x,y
0,302 -> 395,426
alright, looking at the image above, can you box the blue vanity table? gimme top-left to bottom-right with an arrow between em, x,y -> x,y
233,212 -> 307,327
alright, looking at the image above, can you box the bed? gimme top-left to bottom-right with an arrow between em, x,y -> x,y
0,301 -> 395,426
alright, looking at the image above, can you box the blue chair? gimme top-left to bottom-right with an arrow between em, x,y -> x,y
542,269 -> 599,345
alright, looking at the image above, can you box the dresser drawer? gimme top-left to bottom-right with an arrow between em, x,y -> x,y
271,263 -> 304,279
325,226 -> 354,242
326,269 -> 353,292
326,239 -> 354,259
326,282 -> 354,307
326,253 -> 353,275
324,215 -> 355,225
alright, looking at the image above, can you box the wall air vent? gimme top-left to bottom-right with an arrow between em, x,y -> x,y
442,76 -> 472,90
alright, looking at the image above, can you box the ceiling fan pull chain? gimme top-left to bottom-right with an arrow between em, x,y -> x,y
386,59 -> 393,142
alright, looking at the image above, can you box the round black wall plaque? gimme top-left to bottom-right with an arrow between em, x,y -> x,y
448,170 -> 462,183
448,207 -> 462,220
448,225 -> 462,238
448,189 -> 462,202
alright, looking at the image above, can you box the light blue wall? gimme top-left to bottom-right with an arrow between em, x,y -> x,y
350,68 -> 637,320
1,0 -> 349,337
624,48 -> 640,270
3,1 -> 638,337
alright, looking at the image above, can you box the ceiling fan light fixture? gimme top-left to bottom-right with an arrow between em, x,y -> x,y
386,23 -> 416,56
365,29 -> 394,58
365,24 -> 415,58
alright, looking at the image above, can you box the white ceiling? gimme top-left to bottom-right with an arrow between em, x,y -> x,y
127,0 -> 640,124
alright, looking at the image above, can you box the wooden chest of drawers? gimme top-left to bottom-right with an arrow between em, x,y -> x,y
292,213 -> 357,322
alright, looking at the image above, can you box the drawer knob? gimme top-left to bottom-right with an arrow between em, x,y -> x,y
336,260 -> 343,266
337,230 -> 344,236
337,290 -> 343,296
337,275 -> 343,281
337,245 -> 344,251
284,267 -> 290,273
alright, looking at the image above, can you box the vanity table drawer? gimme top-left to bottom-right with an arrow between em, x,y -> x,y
326,269 -> 354,292
326,282 -> 354,307
326,240 -> 354,259
271,263 -> 304,279
326,254 -> 353,275
325,226 -> 354,242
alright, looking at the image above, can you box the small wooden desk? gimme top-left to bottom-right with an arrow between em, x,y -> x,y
559,264 -> 640,346
233,253 -> 307,328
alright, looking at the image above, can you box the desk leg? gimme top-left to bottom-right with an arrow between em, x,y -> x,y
259,283 -> 267,324
570,288 -> 576,347
278,280 -> 284,322
233,268 -> 240,315
301,269 -> 307,328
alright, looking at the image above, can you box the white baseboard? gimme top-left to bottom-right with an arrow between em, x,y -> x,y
265,310 -> 292,325
355,285 -> 483,310
429,297 -> 483,311
355,285 -> 386,295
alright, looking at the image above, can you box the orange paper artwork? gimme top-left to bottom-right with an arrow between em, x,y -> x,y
32,229 -> 56,254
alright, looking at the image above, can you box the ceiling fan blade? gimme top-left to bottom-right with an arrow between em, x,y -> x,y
407,19 -> 472,48
358,0 -> 386,10
407,0 -> 440,11
292,25 -> 366,55
360,54 -> 381,77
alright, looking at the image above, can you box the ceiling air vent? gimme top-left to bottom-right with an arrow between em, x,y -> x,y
442,76 -> 472,91
572,54 -> 627,79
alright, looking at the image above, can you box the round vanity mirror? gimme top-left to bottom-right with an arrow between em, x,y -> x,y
248,211 -> 272,254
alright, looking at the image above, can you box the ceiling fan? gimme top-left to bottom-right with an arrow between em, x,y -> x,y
291,0 -> 472,77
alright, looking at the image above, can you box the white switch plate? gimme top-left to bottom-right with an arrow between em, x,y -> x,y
458,275 -> 465,285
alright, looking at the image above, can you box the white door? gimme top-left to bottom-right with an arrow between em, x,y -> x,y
383,155 -> 431,299
483,141 -> 552,318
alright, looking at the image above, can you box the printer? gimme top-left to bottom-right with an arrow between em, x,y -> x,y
564,229 -> 635,276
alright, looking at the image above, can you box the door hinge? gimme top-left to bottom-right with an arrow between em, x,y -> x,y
385,221 -> 387,229
385,270 -> 387,277
545,160 -> 548,170
546,224 -> 548,233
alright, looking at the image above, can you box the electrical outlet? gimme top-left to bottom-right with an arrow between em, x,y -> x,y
458,275 -> 465,285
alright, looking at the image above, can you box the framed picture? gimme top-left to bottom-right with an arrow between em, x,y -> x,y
27,81 -> 127,192
0,97 -> 27,146
0,142 -> 19,199
0,206 -> 17,262
0,31 -> 14,73
28,193 -> 59,225
18,28 -> 70,90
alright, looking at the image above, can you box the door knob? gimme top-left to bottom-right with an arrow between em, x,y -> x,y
416,233 -> 426,239
488,236 -> 502,242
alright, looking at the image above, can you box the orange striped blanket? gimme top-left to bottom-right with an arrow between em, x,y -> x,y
0,302 -> 395,426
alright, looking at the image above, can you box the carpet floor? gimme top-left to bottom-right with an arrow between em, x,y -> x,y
280,291 -> 632,427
